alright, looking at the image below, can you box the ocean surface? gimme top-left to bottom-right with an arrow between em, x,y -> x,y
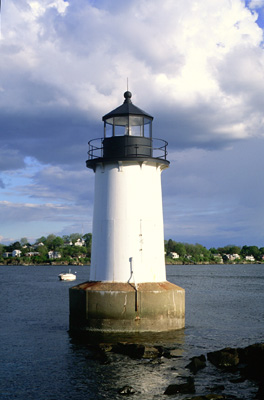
0,264 -> 263,399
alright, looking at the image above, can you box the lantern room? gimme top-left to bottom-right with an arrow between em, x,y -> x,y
86,91 -> 169,168
103,91 -> 153,138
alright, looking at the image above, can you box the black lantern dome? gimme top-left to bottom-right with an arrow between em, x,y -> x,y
86,91 -> 169,170
102,91 -> 153,138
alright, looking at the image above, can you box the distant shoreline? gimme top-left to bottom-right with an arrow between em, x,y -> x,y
0,261 -> 263,267
165,260 -> 264,265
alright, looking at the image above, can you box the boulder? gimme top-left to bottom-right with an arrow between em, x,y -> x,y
238,343 -> 264,381
207,347 -> 240,369
256,380 -> 264,400
186,355 -> 206,373
111,343 -> 145,358
84,344 -> 109,364
142,346 -> 162,359
169,348 -> 183,358
111,343 -> 164,359
164,377 -> 195,395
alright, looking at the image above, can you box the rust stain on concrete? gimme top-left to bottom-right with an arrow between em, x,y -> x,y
71,281 -> 184,293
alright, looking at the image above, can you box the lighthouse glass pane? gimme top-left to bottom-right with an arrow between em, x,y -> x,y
129,116 -> 144,126
128,125 -> 140,136
112,116 -> 129,136
114,116 -> 129,127
127,116 -> 142,136
114,125 -> 125,136
105,123 -> 113,137
143,118 -> 152,138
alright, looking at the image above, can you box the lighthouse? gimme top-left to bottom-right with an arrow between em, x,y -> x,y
69,91 -> 185,334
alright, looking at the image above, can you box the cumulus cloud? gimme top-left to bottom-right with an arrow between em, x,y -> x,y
0,0 -> 264,245
17,165 -> 94,204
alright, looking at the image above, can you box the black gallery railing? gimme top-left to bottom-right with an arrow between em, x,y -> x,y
87,137 -> 168,161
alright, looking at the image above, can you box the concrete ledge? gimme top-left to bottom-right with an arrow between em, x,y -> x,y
69,281 -> 185,334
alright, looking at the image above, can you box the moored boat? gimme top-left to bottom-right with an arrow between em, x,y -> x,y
58,269 -> 76,281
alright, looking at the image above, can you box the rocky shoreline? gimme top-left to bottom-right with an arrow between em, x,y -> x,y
79,341 -> 264,399
1,261 -> 263,266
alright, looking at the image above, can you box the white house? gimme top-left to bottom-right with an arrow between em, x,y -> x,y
74,238 -> 85,247
33,242 -> 45,249
224,254 -> 240,261
245,255 -> 255,262
48,251 -> 61,259
169,252 -> 180,259
12,249 -> 22,257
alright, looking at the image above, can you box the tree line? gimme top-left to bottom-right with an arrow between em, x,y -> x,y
165,239 -> 264,263
0,233 -> 92,265
0,234 -> 263,265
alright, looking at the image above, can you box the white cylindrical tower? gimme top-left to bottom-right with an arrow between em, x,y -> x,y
90,161 -> 167,283
70,91 -> 185,335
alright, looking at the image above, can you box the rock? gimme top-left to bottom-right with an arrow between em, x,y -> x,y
186,355 -> 206,373
207,347 -> 240,369
111,343 -> 145,358
169,348 -> 183,358
142,346 -> 162,359
164,377 -> 195,395
238,343 -> 264,381
111,343 -> 165,359
98,343 -> 113,352
157,346 -> 173,358
84,345 -> 110,364
256,380 -> 264,400
118,385 -> 136,395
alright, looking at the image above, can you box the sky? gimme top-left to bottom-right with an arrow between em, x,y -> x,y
0,0 -> 264,248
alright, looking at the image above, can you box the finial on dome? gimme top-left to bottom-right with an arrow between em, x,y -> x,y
124,91 -> 132,103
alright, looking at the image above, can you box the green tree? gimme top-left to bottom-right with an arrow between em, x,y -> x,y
0,244 -> 5,255
10,241 -> 22,251
45,234 -> 57,248
62,235 -> 71,243
209,247 -> 218,255
36,236 -> 47,245
259,247 -> 264,258
37,245 -> 48,257
20,237 -> 28,247
217,245 -> 241,256
184,243 -> 210,262
174,243 -> 186,257
52,236 -> 64,250
83,233 -> 92,255
83,233 -> 92,245
69,233 -> 83,244
166,239 -> 176,254
241,245 -> 260,259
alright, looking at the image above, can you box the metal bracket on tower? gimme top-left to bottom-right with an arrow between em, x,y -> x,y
118,161 -> 123,172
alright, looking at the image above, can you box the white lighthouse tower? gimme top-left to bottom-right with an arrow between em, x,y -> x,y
69,91 -> 185,334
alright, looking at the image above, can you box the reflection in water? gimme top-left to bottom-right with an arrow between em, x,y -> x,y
68,329 -> 187,399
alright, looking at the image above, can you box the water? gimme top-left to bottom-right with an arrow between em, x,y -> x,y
0,264 -> 263,399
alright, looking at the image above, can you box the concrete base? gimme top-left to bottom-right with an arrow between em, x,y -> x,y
69,281 -> 185,334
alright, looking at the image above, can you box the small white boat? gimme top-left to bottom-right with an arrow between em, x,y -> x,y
58,269 -> 76,281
